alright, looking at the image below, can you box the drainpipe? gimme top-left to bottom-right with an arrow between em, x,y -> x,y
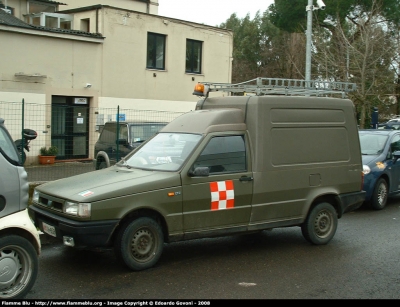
96,8 -> 99,33
371,107 -> 378,129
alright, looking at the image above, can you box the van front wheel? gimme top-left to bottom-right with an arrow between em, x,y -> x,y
115,217 -> 164,271
301,202 -> 338,245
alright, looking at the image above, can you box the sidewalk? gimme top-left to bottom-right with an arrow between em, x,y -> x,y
25,160 -> 95,183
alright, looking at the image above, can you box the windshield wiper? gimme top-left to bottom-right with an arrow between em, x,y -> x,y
117,159 -> 132,169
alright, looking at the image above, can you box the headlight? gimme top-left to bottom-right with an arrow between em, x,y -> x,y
363,165 -> 371,175
64,201 -> 91,217
32,189 -> 39,203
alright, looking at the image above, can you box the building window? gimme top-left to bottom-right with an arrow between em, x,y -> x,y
0,4 -> 15,15
80,18 -> 90,32
26,12 -> 72,29
186,39 -> 202,74
147,32 -> 166,70
28,1 -> 57,14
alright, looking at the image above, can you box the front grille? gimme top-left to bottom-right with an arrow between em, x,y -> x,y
37,193 -> 64,212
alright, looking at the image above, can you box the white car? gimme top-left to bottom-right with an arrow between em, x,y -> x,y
0,118 -> 41,299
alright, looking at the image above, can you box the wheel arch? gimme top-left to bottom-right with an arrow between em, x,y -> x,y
309,194 -> 339,218
95,151 -> 110,169
378,173 -> 390,190
110,208 -> 169,244
365,171 -> 390,201
0,227 -> 40,255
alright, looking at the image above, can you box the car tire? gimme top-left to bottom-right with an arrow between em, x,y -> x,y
0,235 -> 38,299
370,178 -> 388,210
98,161 -> 107,169
301,202 -> 338,245
114,217 -> 164,271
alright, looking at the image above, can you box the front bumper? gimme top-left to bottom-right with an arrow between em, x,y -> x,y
29,205 -> 119,248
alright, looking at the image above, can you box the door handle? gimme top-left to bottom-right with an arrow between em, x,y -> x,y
239,176 -> 253,182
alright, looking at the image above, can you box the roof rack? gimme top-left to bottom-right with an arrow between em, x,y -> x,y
193,77 -> 357,98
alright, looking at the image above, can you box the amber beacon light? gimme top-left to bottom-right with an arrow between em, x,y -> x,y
193,83 -> 210,97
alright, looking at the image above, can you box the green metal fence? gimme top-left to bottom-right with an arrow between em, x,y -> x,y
0,99 -> 185,182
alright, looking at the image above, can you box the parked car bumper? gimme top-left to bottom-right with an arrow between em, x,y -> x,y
29,205 -> 118,248
363,174 -> 377,201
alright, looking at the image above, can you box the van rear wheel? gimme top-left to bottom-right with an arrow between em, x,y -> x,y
114,217 -> 164,271
301,202 -> 337,245
0,235 -> 38,299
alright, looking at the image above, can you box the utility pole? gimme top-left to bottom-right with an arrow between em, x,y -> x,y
305,0 -> 313,84
305,0 -> 326,86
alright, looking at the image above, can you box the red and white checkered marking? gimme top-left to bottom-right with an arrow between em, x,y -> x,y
210,180 -> 234,210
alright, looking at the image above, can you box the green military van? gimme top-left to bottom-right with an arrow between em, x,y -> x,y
29,78 -> 365,271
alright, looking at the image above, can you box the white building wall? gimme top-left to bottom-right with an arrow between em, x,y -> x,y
0,3 -> 232,164
97,7 -> 232,105
64,0 -> 159,14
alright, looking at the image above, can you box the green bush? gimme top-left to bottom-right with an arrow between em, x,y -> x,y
40,146 -> 58,156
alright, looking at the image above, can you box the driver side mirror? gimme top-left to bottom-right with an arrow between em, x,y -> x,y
393,150 -> 400,162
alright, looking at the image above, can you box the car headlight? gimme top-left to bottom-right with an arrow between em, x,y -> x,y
64,201 -> 91,217
32,189 -> 39,203
363,165 -> 371,175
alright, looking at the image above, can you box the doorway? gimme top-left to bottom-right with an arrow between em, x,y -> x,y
51,96 -> 89,160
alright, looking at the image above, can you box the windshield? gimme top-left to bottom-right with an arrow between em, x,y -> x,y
0,124 -> 20,163
359,133 -> 388,155
130,123 -> 166,143
120,133 -> 202,171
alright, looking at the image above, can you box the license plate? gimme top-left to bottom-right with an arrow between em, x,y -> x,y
42,222 -> 56,237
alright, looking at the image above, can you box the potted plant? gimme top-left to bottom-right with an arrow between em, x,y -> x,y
39,146 -> 58,164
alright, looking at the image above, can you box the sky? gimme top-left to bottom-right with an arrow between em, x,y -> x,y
158,0 -> 275,27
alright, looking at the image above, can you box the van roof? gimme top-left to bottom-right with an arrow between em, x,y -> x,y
196,94 -> 354,113
105,121 -> 168,124
162,109 -> 246,134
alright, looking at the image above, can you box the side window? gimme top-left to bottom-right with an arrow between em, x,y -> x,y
99,124 -> 116,143
194,135 -> 246,174
390,135 -> 400,156
186,39 -> 202,74
147,32 -> 166,70
118,125 -> 128,140
130,124 -> 165,142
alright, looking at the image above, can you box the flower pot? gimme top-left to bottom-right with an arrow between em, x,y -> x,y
39,155 -> 56,165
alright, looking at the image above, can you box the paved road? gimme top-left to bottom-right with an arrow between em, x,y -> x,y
25,199 -> 400,300
23,161 -> 400,299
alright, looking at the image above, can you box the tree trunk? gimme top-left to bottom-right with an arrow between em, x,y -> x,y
359,103 -> 366,129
